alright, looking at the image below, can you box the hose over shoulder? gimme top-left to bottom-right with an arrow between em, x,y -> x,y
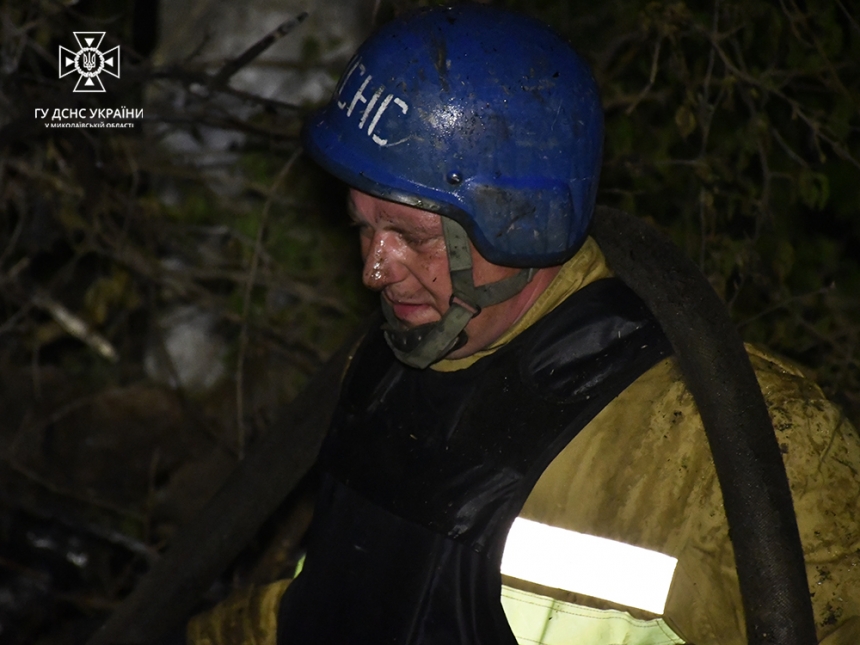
591,206 -> 816,645
86,315 -> 377,645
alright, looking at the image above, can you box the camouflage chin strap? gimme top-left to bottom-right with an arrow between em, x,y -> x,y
382,218 -> 536,369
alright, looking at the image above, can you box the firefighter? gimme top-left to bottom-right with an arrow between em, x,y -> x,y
188,5 -> 860,644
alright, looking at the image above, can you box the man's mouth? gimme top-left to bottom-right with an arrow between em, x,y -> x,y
384,295 -> 437,326
391,301 -> 430,320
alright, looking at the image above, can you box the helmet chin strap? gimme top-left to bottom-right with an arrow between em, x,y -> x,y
383,218 -> 536,369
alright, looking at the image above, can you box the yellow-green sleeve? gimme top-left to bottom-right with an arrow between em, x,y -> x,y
515,346 -> 860,645
186,579 -> 290,645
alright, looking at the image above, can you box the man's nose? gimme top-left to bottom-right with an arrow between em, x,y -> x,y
362,231 -> 403,291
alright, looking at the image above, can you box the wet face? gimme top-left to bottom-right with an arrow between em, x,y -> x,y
349,189 -> 559,359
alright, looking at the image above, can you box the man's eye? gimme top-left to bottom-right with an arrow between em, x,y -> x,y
401,233 -> 436,247
350,221 -> 372,236
393,227 -> 438,247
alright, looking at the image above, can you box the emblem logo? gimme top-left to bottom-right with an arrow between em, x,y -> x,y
58,32 -> 120,93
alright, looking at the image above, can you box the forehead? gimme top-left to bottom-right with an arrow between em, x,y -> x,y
348,189 -> 442,232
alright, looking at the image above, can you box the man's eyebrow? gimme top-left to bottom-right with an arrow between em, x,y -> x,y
379,209 -> 440,235
345,198 -> 440,236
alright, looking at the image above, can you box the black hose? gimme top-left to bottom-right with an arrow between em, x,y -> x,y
591,206 -> 816,645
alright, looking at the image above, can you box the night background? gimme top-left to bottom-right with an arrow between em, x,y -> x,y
0,0 -> 858,642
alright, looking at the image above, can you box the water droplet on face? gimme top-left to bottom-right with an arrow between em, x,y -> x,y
363,236 -> 391,289
369,258 -> 385,285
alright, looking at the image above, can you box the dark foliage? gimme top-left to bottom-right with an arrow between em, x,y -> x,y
0,0 -> 858,641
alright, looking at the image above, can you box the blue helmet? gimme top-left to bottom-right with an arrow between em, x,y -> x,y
302,3 -> 604,269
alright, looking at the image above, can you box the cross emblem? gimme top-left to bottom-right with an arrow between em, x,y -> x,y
58,32 -> 120,93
